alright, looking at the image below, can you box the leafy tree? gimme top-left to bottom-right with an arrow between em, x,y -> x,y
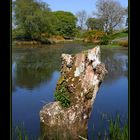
53,11 -> 77,38
95,0 -> 126,34
86,18 -> 104,31
13,0 -> 52,39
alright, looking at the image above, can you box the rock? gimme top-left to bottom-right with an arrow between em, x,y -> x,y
40,46 -> 107,140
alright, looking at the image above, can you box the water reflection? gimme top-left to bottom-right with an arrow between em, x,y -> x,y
13,50 -> 60,89
12,46 -> 127,89
12,43 -> 90,89
101,48 -> 128,83
12,62 -> 17,91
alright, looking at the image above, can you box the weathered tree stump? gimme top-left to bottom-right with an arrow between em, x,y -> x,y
40,46 -> 107,140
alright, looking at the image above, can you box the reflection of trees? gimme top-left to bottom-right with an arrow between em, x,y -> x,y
101,48 -> 128,84
12,44 -> 128,88
13,47 -> 62,88
12,43 -> 90,89
12,62 -> 17,92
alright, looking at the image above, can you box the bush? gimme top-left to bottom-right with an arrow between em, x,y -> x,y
100,35 -> 110,45
41,32 -> 50,38
83,30 -> 96,42
118,40 -> 128,47
83,30 -> 106,44
51,35 -> 65,40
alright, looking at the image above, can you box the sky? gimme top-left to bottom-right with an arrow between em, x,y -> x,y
43,0 -> 128,16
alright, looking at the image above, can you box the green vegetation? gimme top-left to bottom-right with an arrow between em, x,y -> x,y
79,114 -> 128,140
82,30 -> 111,45
53,11 -> 77,38
12,0 -> 128,46
86,18 -> 103,31
12,123 -> 30,140
12,0 -> 77,42
109,30 -> 128,40
13,0 -> 52,40
100,35 -> 110,45
101,44 -> 122,48
82,29 -> 128,47
108,114 -> 128,140
54,80 -> 71,107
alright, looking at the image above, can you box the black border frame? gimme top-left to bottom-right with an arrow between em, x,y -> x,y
0,0 -> 139,139
0,0 -> 11,140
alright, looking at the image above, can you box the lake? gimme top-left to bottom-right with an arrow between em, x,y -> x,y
12,42 -> 128,139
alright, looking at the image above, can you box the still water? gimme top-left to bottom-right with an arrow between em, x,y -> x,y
12,42 -> 128,139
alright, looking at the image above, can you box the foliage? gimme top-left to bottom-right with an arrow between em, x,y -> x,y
93,31 -> 106,40
86,18 -> 104,31
52,11 -> 77,38
83,30 -> 94,41
109,30 -> 128,40
54,82 -> 71,107
13,0 -> 52,40
95,0 -> 126,34
100,35 -> 110,45
83,30 -> 106,44
13,1 -> 77,41
12,28 -> 28,40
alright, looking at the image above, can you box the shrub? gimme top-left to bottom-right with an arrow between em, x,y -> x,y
51,35 -> 65,40
83,30 -> 106,44
41,32 -> 50,38
100,35 -> 110,45
83,30 -> 96,42
118,40 -> 128,47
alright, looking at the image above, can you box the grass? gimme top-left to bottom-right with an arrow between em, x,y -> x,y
101,44 -> 122,48
12,123 -> 29,140
86,44 -> 122,49
109,31 -> 128,40
108,114 -> 128,140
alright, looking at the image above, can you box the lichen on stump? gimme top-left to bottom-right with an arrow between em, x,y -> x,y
40,46 -> 107,140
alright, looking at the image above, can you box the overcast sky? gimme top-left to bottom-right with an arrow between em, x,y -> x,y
43,0 -> 128,16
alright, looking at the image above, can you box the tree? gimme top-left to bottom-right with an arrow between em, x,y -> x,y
95,0 -> 126,34
13,0 -> 52,39
53,11 -> 77,38
76,10 -> 87,30
86,18 -> 104,31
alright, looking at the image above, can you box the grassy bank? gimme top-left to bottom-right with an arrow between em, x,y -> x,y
109,30 -> 128,40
